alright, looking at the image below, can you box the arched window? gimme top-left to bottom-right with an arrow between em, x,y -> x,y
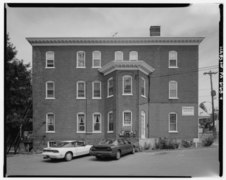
169,51 -> 178,68
77,81 -> 86,99
77,51 -> 86,68
123,75 -> 132,95
93,113 -> 101,132
46,81 -> 55,99
169,81 -> 178,99
123,110 -> 132,126
77,112 -> 86,133
115,51 -> 123,61
92,81 -> 101,99
92,51 -> 101,68
129,51 -> 138,61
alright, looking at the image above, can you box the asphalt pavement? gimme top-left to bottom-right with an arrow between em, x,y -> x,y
5,146 -> 219,177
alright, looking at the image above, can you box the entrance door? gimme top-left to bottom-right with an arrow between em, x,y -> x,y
141,111 -> 146,139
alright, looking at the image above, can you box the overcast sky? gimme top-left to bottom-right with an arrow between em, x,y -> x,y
6,4 -> 220,111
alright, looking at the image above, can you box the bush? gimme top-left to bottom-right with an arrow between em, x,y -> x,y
155,137 -> 179,150
144,142 -> 151,150
181,140 -> 193,148
202,135 -> 214,147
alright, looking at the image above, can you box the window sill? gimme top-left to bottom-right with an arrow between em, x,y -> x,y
92,97 -> 102,100
122,93 -> 133,96
107,131 -> 114,133
141,95 -> 147,98
76,67 -> 86,69
92,131 -> 102,133
92,66 -> 101,69
169,97 -> 179,100
45,67 -> 55,69
46,131 -> 55,133
77,97 -> 86,100
77,131 -> 86,133
107,95 -> 114,98
169,131 -> 178,133
45,97 -> 56,100
169,66 -> 178,69
123,124 -> 132,127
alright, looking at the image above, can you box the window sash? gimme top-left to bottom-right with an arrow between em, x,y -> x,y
169,113 -> 177,132
93,51 -> 101,67
93,114 -> 101,132
46,82 -> 55,98
115,51 -> 123,61
169,59 -> 177,67
123,76 -> 132,94
77,82 -> 85,98
77,52 -> 85,67
78,114 -> 86,132
108,78 -> 113,97
141,78 -> 145,96
124,112 -> 132,125
47,114 -> 55,132
93,82 -> 101,98
169,82 -> 177,98
129,51 -> 138,61
108,112 -> 114,132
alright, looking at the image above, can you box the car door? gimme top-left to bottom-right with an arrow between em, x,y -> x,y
123,139 -> 133,154
118,139 -> 127,155
75,141 -> 87,156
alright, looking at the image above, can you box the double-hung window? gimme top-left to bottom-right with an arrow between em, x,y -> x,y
92,51 -> 101,68
77,81 -> 86,99
141,77 -> 146,97
93,113 -> 101,133
46,113 -> 55,133
115,51 -> 123,61
169,51 -> 178,68
92,81 -> 101,99
46,81 -> 55,99
107,77 -> 114,97
46,51 -> 55,68
77,51 -> 85,68
108,111 -> 114,133
77,113 -> 86,133
123,75 -> 132,95
169,81 -> 178,99
129,51 -> 138,61
169,112 -> 177,132
123,111 -> 132,126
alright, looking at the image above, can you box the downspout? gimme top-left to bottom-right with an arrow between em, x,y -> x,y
147,74 -> 151,138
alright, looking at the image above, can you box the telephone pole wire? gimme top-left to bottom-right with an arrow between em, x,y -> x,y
203,70 -> 217,138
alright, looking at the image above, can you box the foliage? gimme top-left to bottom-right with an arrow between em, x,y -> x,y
5,34 -> 32,143
155,137 -> 179,150
144,142 -> 151,150
181,140 -> 193,148
202,135 -> 214,147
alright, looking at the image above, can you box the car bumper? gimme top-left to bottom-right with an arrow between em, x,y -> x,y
90,151 -> 116,158
42,152 -> 65,159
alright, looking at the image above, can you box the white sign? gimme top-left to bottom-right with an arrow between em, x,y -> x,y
182,106 -> 194,116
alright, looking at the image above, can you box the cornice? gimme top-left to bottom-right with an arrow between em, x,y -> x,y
98,60 -> 155,76
26,37 -> 204,46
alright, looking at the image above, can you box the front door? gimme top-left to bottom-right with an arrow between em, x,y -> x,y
141,111 -> 146,139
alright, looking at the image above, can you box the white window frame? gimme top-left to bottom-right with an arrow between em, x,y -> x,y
169,51 -> 178,68
46,113 -> 55,133
76,51 -> 86,68
46,51 -> 55,68
77,112 -> 86,133
141,77 -> 146,98
92,51 -> 101,68
107,111 -> 114,133
92,112 -> 102,133
169,81 -> 178,99
46,81 -> 55,99
77,81 -> 86,99
123,110 -> 132,127
182,106 -> 194,116
129,51 -> 138,61
115,51 -> 123,61
168,112 -> 178,133
107,77 -> 114,98
122,75 -> 133,95
141,111 -> 146,139
92,81 -> 101,99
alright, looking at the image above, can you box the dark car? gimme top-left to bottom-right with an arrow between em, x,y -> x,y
89,138 -> 135,160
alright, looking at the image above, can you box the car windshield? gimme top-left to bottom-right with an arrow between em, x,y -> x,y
98,139 -> 117,145
50,141 -> 75,147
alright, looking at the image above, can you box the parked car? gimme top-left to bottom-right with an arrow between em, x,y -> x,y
42,140 -> 92,161
89,138 -> 135,160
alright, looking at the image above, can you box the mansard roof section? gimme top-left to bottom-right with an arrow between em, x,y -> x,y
98,60 -> 155,76
26,37 -> 204,46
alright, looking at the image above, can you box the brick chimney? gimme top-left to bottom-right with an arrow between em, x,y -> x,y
150,26 -> 161,36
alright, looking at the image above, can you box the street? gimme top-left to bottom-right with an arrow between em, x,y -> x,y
6,147 -> 219,177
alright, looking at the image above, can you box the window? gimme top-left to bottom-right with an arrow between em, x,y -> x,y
92,51 -> 101,68
46,51 -> 55,68
169,51 -> 178,68
92,81 -> 101,99
46,81 -> 55,99
77,113 -> 86,133
107,77 -> 114,97
93,113 -> 101,133
108,111 -> 114,133
141,77 -> 146,97
141,111 -> 146,139
77,51 -> 85,68
115,51 -> 123,61
182,106 -> 194,116
169,81 -> 178,99
123,75 -> 132,95
129,51 -> 138,61
123,111 -> 132,126
77,81 -> 86,99
46,113 -> 55,132
169,113 -> 177,132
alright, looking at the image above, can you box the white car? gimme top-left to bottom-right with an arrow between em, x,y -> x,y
42,140 -> 92,161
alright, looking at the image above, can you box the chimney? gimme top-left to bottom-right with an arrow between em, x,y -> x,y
150,26 -> 161,36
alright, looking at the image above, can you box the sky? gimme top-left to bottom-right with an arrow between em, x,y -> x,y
6,3 -> 220,112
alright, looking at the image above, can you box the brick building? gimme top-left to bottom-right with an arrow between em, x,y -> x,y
27,27 -> 204,148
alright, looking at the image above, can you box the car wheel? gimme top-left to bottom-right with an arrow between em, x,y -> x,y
115,151 -> 121,160
131,147 -> 135,154
65,152 -> 73,161
96,156 -> 102,160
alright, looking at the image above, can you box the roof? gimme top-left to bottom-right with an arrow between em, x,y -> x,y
26,37 -> 204,46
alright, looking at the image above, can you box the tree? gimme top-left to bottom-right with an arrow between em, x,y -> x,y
5,34 -> 32,145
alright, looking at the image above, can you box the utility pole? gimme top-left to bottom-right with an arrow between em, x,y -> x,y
203,70 -> 217,138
